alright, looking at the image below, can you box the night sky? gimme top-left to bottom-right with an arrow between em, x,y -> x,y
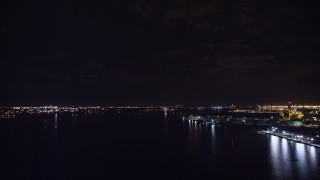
2,0 -> 320,106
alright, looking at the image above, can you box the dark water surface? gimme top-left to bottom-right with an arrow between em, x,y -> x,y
1,112 -> 320,180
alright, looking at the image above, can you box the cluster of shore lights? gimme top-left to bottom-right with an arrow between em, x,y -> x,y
271,127 -> 278,132
270,127 -> 316,142
307,137 -> 314,141
262,105 -> 320,108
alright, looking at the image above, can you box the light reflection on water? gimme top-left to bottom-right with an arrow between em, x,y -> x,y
269,135 -> 319,179
186,121 -> 217,155
185,118 -> 320,179
280,139 -> 291,170
6,112 -> 320,180
185,121 -> 320,179
186,121 -> 203,149
211,124 -> 215,137
54,113 -> 58,129
310,147 -> 318,168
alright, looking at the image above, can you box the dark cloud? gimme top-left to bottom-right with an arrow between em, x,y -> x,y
1,0 -> 320,105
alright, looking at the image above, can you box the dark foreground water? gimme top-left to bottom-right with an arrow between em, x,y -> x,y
1,112 -> 320,180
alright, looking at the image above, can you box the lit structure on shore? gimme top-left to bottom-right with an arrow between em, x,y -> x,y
0,103 -> 319,121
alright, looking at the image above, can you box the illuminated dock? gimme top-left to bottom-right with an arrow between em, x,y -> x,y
259,130 -> 320,149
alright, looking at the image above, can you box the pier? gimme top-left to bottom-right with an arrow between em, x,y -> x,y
259,130 -> 320,148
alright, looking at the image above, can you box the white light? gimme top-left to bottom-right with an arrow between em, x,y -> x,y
283,131 -> 285,133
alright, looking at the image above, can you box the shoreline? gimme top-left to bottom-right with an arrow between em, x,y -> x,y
259,131 -> 320,148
